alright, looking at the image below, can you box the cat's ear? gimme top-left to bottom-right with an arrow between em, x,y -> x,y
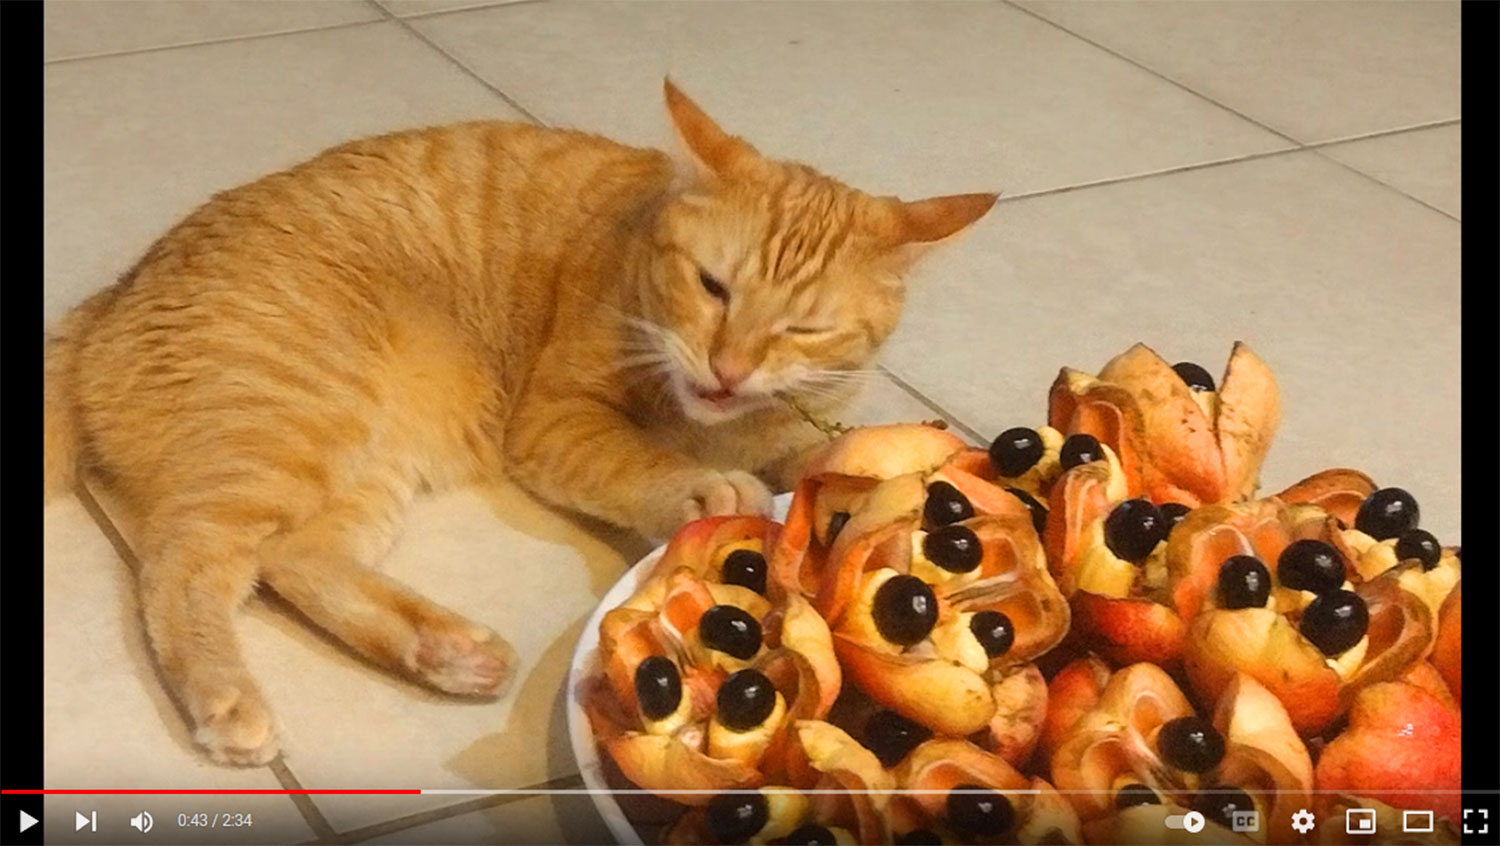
876,191 -> 999,269
892,192 -> 999,245
663,78 -> 759,180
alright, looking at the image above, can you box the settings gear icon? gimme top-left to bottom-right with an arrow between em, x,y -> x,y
1291,809 -> 1316,834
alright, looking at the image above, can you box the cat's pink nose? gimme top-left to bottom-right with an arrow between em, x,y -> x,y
710,356 -> 752,391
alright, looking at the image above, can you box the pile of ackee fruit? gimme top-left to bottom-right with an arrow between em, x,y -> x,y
581,342 -> 1462,845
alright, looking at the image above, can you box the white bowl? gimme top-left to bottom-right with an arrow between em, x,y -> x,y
566,494 -> 794,846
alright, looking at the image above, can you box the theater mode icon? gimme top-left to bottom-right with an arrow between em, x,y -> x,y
1402,810 -> 1435,833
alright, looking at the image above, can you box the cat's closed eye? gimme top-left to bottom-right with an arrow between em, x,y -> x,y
785,326 -> 832,336
698,270 -> 729,302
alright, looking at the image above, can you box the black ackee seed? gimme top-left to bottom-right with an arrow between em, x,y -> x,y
699,605 -> 763,660
923,524 -> 983,573
947,785 -> 1015,837
1277,539 -> 1346,595
1160,502 -> 1192,528
1217,555 -> 1271,610
970,610 -> 1016,658
989,427 -> 1046,477
1299,590 -> 1369,656
1005,487 -> 1050,535
634,656 -> 682,722
1193,788 -> 1255,832
721,549 -> 768,595
1158,716 -> 1226,773
716,669 -> 778,731
1059,433 -> 1103,471
894,830 -> 942,846
924,481 -> 975,528
1115,784 -> 1161,810
1354,488 -> 1420,540
1395,529 -> 1442,571
778,824 -> 838,845
827,511 -> 852,544
705,792 -> 768,843
872,575 -> 939,647
1172,361 -> 1217,393
864,709 -> 933,767
1104,499 -> 1168,563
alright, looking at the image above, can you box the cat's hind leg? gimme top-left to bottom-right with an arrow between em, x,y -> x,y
136,517 -> 281,766
256,481 -> 517,699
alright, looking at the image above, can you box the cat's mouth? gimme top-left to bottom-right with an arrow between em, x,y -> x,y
676,377 -> 764,424
692,386 -> 738,407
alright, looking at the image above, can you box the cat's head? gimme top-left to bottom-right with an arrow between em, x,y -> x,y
637,80 -> 997,425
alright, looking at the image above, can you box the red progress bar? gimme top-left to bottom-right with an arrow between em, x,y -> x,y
1,790 -> 421,795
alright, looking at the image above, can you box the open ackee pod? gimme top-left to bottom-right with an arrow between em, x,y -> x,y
814,473 -> 1068,740
1048,342 -> 1280,508
1041,446 -> 1233,666
1314,671 -> 1463,824
663,722 -> 893,845
771,424 -> 970,601
588,560 -> 841,803
890,739 -> 1081,845
1047,663 -> 1312,846
1184,555 -> 1436,737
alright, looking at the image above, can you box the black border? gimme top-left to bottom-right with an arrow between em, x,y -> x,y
1459,3 -> 1496,845
5,1 -> 47,843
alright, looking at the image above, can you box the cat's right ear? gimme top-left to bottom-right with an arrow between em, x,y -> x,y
663,78 -> 759,181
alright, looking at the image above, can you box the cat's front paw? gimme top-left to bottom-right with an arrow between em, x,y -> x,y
653,470 -> 773,539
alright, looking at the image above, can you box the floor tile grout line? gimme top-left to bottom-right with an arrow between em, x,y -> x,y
997,118 -> 1461,206
875,364 -> 988,446
996,145 -> 1300,204
73,483 -> 348,845
1001,0 -> 1303,147
335,773 -> 586,844
392,0 -> 549,22
75,479 -> 142,573
43,17 -> 387,66
1309,150 -> 1461,223
370,0 -> 550,126
1001,0 -> 1461,220
269,759 -> 345,845
1309,116 -> 1462,148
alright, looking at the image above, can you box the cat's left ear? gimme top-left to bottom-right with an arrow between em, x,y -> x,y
663,78 -> 759,180
896,193 -> 1000,244
876,192 -> 999,268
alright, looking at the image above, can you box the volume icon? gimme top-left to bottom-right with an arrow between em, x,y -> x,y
129,812 -> 153,834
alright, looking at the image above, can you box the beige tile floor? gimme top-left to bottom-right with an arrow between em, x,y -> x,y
42,1 -> 1460,843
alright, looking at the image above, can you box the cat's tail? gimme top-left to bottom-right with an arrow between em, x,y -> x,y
44,289 -> 112,502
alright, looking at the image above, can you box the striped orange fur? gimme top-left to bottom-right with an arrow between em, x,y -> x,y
42,80 -> 996,765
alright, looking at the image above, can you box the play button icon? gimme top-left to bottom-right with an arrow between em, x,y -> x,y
18,810 -> 38,833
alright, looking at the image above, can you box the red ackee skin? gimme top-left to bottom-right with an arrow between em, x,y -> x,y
1046,342 -> 1281,508
1431,582 -> 1461,702
1315,678 -> 1463,822
1274,467 -> 1378,528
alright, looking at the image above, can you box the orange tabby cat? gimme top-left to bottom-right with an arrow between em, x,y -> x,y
43,81 -> 995,765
